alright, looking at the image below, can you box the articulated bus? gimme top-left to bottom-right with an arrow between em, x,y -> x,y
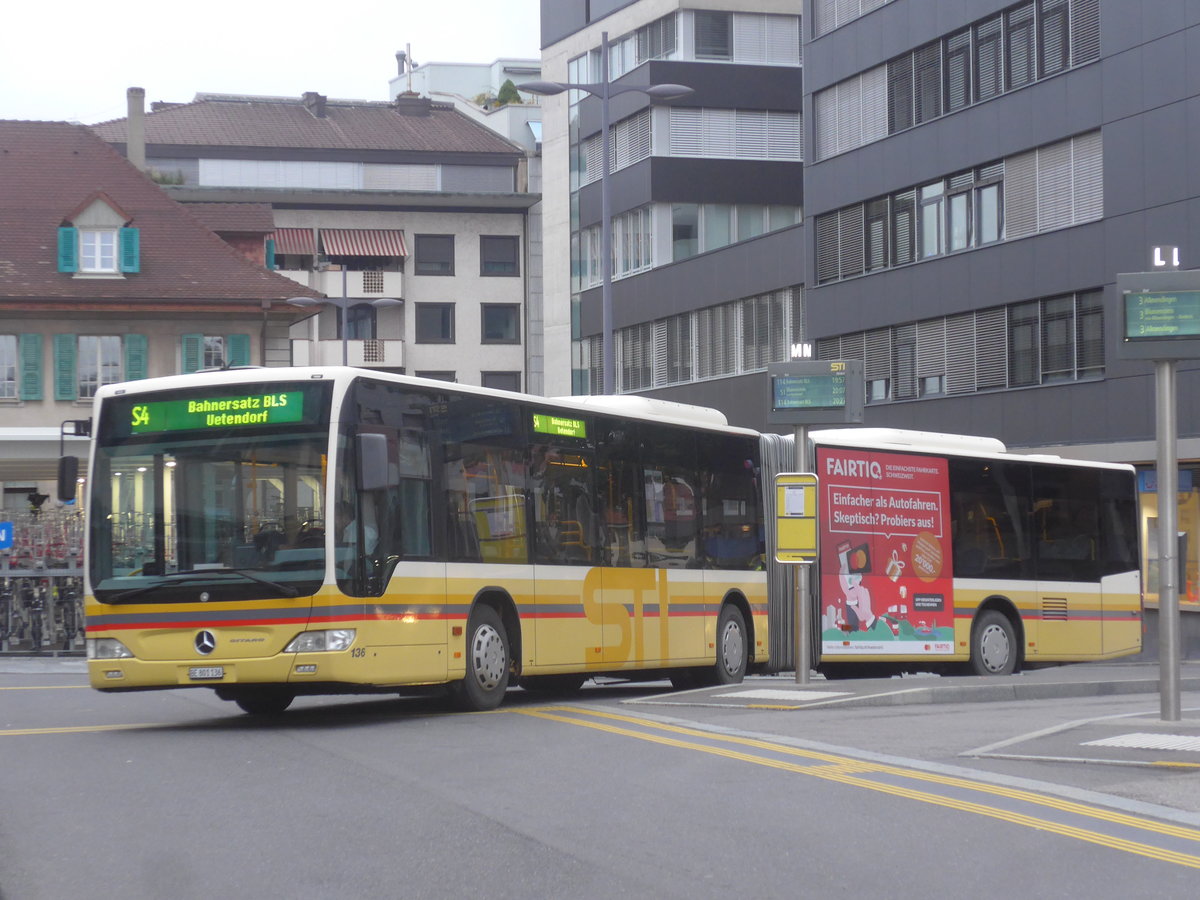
800,428 -> 1142,677
70,368 -> 1141,714
76,367 -> 769,714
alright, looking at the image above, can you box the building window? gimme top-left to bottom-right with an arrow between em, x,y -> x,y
481,305 -> 521,343
80,230 -> 118,273
480,236 -> 520,276
0,335 -> 16,399
203,336 -> 226,369
414,234 -> 454,275
416,371 -> 456,382
482,372 -> 521,392
415,303 -> 455,343
695,11 -> 732,60
672,204 -> 700,261
78,335 -> 123,398
339,304 -> 377,340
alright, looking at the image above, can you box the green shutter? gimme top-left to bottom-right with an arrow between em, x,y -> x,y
19,333 -> 42,400
57,227 -> 78,272
181,334 -> 203,374
54,333 -> 77,401
124,334 -> 148,381
265,238 -> 276,269
119,227 -> 140,273
227,333 -> 251,367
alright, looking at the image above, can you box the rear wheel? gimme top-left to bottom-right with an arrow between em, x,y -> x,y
969,610 -> 1018,676
232,688 -> 295,716
695,604 -> 748,687
449,605 -> 511,711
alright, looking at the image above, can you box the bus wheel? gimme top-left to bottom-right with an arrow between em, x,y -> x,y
969,610 -> 1018,676
232,688 -> 295,716
710,605 -> 749,685
450,605 -> 511,711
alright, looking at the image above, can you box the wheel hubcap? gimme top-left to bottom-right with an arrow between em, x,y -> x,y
978,623 -> 1010,673
720,620 -> 745,675
470,623 -> 506,690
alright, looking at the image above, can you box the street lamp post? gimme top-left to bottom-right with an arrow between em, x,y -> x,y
523,34 -> 692,395
287,268 -> 401,367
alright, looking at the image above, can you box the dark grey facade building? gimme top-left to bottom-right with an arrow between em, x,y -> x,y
541,1 -> 1200,605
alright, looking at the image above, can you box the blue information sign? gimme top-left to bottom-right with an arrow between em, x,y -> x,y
0,521 -> 13,550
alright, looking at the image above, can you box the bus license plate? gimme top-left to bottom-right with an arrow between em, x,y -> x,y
189,666 -> 225,680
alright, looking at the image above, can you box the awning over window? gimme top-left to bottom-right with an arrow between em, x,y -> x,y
321,228 -> 408,258
273,227 -> 317,255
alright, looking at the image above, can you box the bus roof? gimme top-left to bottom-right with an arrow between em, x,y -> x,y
810,427 -> 1134,472
93,366 -> 760,437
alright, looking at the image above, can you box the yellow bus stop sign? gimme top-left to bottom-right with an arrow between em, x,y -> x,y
774,472 -> 819,563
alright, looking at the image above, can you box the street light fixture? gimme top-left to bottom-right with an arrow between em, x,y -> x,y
523,34 -> 692,395
287,266 -> 401,366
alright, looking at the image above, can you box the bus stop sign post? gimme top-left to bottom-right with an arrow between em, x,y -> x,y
768,360 -> 865,685
1117,264 -> 1198,722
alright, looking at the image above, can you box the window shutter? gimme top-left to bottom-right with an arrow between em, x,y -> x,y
945,30 -> 972,113
669,107 -> 703,157
888,56 -> 915,133
860,65 -> 889,145
182,333 -> 203,374
974,307 -> 1009,389
917,319 -> 947,380
265,238 -> 276,269
815,212 -> 841,284
1004,149 -> 1038,239
1071,130 -> 1103,222
736,110 -> 768,159
19,333 -> 42,401
945,313 -> 976,393
838,207 -> 865,279
227,333 -> 252,367
733,13 -> 768,64
124,334 -> 148,381
893,324 -> 917,399
119,227 -> 140,273
1036,138 -> 1074,232
54,333 -> 77,401
814,87 -> 839,160
913,43 -> 942,124
57,227 -> 78,273
1070,0 -> 1100,65
704,109 -> 738,157
813,0 -> 837,37
764,14 -> 801,66
836,76 -> 863,152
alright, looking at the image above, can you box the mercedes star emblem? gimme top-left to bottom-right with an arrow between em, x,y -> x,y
195,630 -> 217,655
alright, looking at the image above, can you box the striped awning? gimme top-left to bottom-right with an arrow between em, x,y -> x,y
321,228 -> 408,258
273,227 -> 317,255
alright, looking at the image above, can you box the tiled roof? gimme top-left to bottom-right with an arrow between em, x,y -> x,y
0,121 -> 322,302
91,93 -> 524,157
185,202 -> 276,234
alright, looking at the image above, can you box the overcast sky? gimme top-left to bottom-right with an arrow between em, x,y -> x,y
3,0 -> 542,124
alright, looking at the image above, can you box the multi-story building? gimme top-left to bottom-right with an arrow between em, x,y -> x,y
92,88 -> 539,391
540,1 -> 806,413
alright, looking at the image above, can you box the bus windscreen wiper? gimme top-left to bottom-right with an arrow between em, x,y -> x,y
108,568 -> 299,603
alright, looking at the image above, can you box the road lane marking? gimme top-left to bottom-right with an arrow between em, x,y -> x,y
0,723 -> 161,736
514,705 -> 1200,868
0,684 -> 89,691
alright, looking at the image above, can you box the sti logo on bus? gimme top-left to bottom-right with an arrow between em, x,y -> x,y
129,392 -> 305,434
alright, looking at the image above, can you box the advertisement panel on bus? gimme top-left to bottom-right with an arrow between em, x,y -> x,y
817,446 -> 955,656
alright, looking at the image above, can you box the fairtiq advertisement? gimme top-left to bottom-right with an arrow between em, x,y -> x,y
817,447 -> 955,655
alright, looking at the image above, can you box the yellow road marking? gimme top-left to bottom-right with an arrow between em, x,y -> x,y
0,685 -> 88,691
514,705 -> 1200,867
0,723 -> 160,737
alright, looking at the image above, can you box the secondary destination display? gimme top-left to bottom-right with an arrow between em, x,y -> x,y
130,392 -> 305,433
773,370 -> 847,410
767,360 -> 864,425
532,413 -> 587,438
1124,290 -> 1200,340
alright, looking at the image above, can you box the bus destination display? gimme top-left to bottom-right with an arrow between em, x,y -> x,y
130,392 -> 305,434
772,371 -> 847,410
1124,290 -> 1200,340
532,413 -> 587,438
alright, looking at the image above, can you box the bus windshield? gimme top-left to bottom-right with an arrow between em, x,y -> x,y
88,382 -> 333,602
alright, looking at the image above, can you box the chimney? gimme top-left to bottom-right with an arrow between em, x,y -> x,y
392,94 -> 432,116
126,87 -> 146,170
302,91 -> 327,118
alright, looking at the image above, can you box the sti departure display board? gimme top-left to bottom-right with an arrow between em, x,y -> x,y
1124,290 -> 1200,340
767,360 -> 864,425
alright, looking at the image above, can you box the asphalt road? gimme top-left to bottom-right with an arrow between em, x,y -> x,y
2,659 -> 1200,899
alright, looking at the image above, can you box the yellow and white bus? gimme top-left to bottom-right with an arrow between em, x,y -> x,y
798,428 -> 1143,677
76,367 -> 768,714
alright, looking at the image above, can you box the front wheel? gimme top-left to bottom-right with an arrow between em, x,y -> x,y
449,605 -> 511,711
232,688 -> 295,716
969,610 -> 1018,676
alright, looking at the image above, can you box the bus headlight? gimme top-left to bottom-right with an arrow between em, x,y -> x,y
284,629 -> 356,653
87,638 -> 134,660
